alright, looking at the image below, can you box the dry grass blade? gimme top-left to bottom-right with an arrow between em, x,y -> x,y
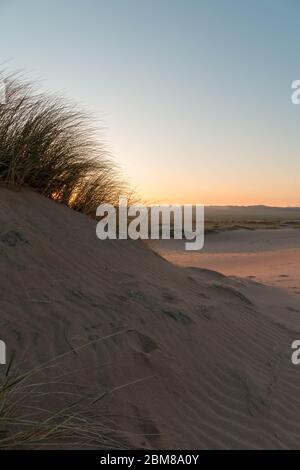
0,70 -> 134,213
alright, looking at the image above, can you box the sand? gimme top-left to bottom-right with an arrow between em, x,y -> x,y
1,188 -> 300,449
149,229 -> 300,293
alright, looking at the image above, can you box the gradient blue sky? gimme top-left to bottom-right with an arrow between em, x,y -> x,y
1,0 -> 300,205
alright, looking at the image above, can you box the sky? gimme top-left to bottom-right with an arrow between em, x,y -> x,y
0,0 -> 300,206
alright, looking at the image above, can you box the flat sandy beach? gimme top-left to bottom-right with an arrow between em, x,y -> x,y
149,229 -> 300,294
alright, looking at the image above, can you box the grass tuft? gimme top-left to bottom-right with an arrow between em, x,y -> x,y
0,71 -> 133,215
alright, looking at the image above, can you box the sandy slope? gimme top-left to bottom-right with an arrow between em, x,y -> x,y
1,188 -> 300,449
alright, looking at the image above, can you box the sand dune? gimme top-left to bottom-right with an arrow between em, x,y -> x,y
1,188 -> 300,449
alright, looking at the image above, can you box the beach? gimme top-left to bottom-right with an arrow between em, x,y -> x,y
149,229 -> 300,294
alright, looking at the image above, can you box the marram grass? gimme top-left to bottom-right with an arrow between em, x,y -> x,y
0,71 -> 133,216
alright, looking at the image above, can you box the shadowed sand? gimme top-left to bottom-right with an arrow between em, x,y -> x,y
1,189 -> 300,449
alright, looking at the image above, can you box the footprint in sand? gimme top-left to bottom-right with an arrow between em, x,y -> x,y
127,330 -> 158,355
161,290 -> 178,304
0,229 -> 29,247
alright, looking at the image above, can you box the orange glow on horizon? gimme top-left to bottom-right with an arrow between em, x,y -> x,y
141,191 -> 300,208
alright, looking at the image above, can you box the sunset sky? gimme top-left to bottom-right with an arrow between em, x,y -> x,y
1,0 -> 300,206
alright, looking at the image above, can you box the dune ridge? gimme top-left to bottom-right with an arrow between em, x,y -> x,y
1,187 -> 300,449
